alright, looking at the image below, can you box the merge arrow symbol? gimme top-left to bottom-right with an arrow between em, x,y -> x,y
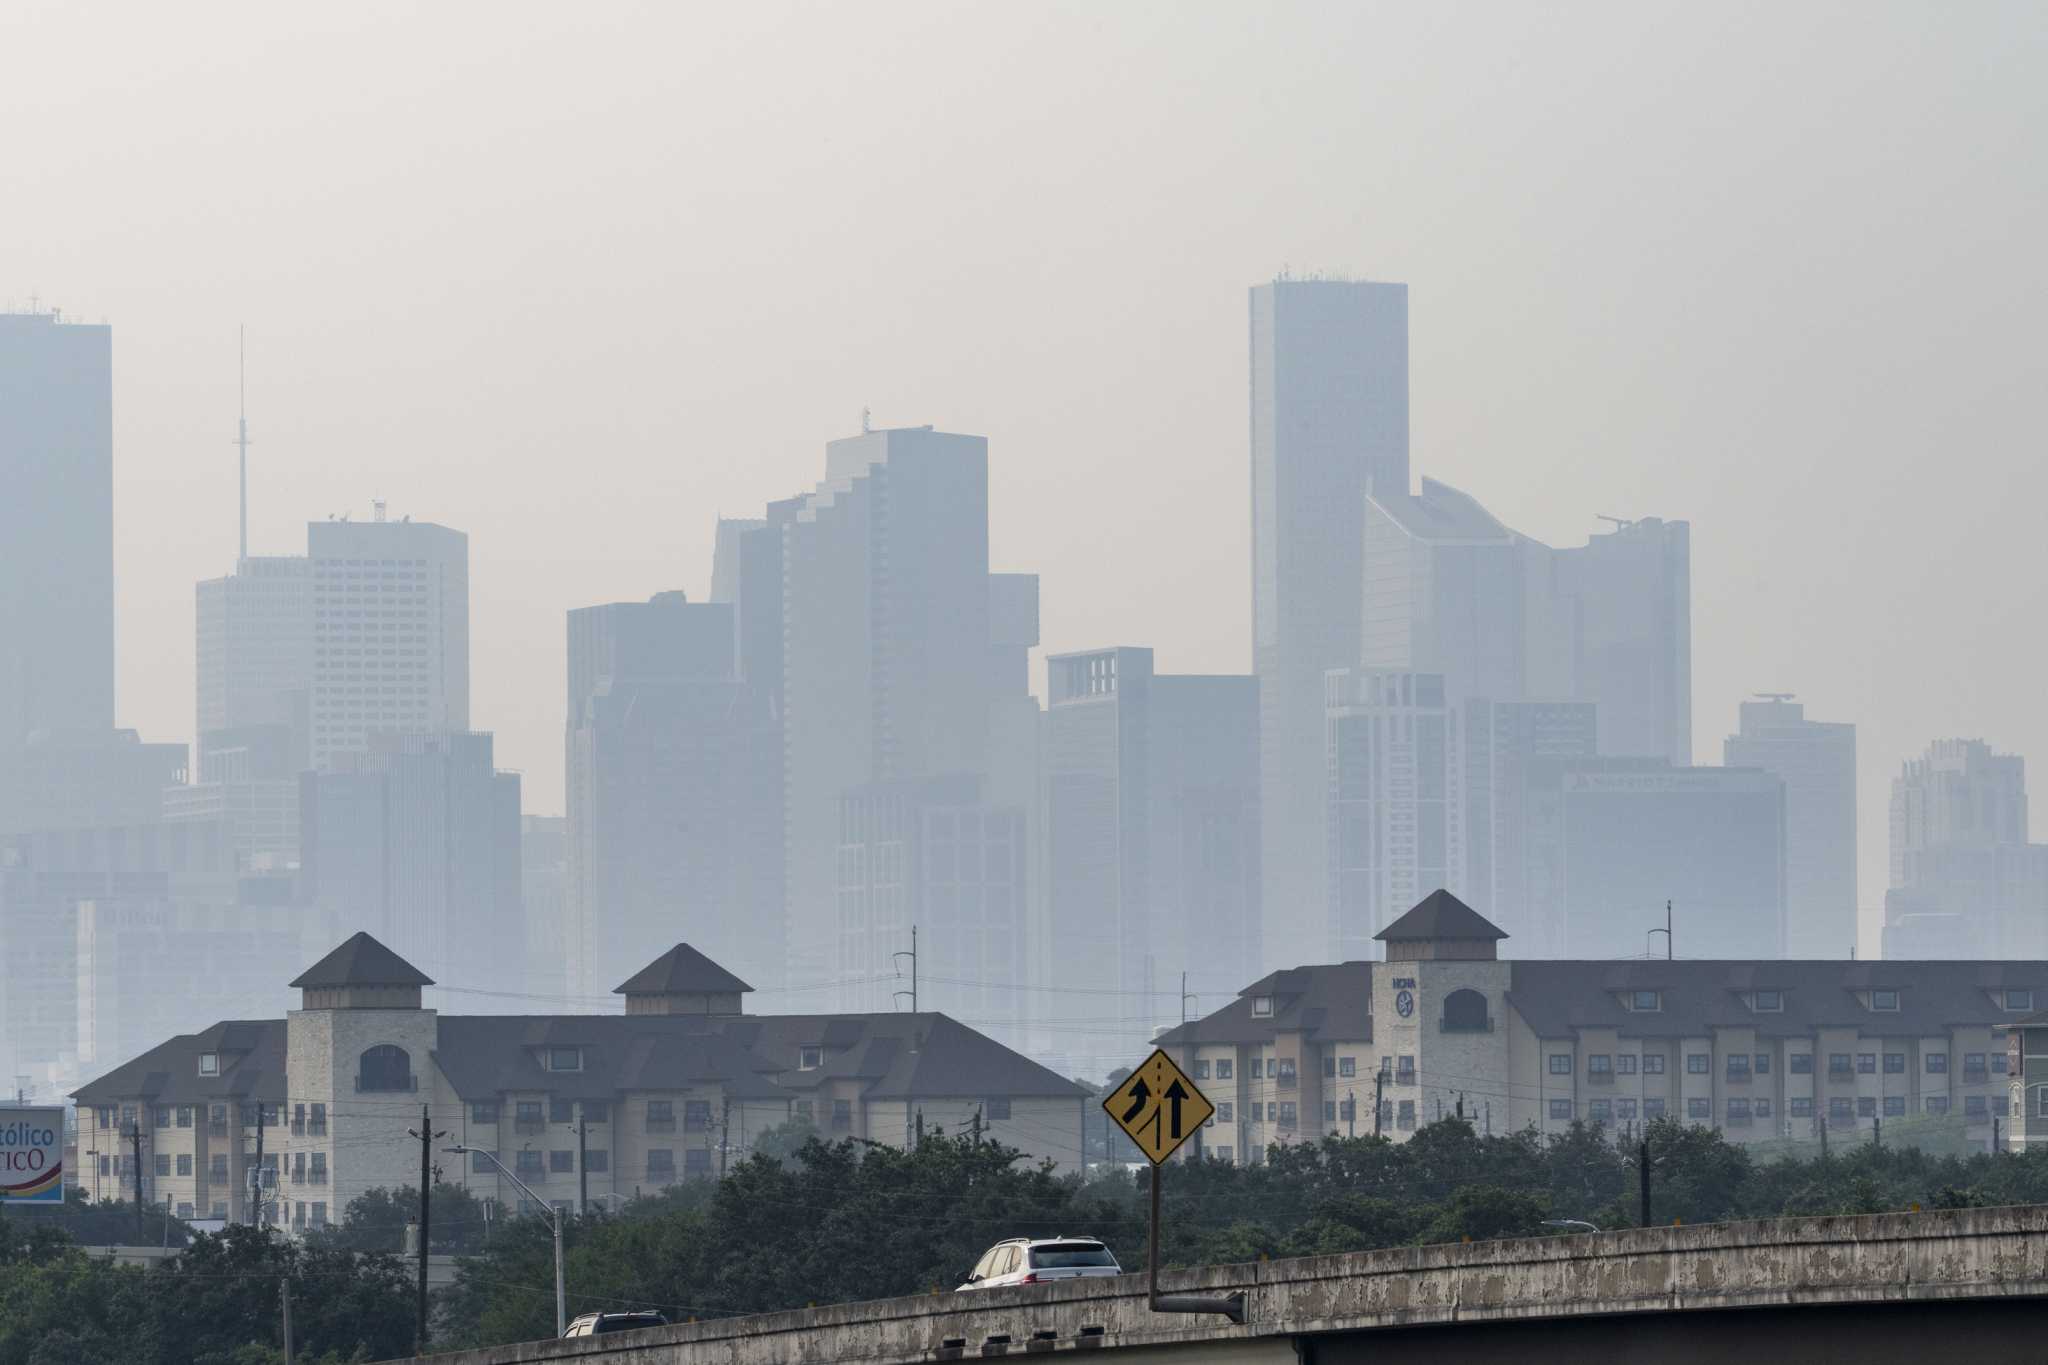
1120,1077 -> 1153,1125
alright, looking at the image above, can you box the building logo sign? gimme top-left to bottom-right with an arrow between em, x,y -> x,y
1395,990 -> 1415,1019
0,1108 -> 64,1204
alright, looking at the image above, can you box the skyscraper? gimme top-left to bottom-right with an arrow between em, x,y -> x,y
564,592 -> 780,999
1549,516 -> 1692,763
195,556 -> 312,777
307,514 -> 469,770
1724,695 -> 1857,958
780,426 -> 996,998
1251,278 -> 1410,972
0,308 -> 114,744
1358,477 -> 1527,702
1042,647 -> 1259,1075
1886,739 -> 2048,959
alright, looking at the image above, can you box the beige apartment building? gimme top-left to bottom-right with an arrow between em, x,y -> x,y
1161,891 -> 2045,1162
74,934 -> 1087,1229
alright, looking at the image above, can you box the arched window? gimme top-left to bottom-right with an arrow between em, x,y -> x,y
358,1045 -> 414,1093
1441,988 -> 1490,1033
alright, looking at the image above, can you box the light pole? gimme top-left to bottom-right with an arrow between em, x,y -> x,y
448,1144 -> 564,1336
1542,1218 -> 1600,1234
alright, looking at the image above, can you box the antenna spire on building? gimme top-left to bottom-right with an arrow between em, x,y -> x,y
235,325 -> 252,566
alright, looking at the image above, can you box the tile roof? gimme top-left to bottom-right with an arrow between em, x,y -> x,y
73,1021 -> 286,1105
1375,890 -> 1507,942
289,932 -> 433,988
1155,962 -> 1373,1049
613,944 -> 754,998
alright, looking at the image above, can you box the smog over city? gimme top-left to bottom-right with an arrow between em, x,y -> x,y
3,3 -> 2046,1360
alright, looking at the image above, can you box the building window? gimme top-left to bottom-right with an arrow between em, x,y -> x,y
1549,1054 -> 1573,1075
1754,1053 -> 1771,1075
1686,1098 -> 1710,1120
1396,1101 -> 1417,1130
1857,1096 -> 1876,1117
1323,1101 -> 1337,1122
550,1150 -> 574,1173
471,1102 -> 500,1124
515,1101 -> 545,1134
682,1100 -> 713,1133
794,1100 -> 813,1123
646,1101 -> 676,1133
1856,1054 -> 1876,1074
1926,1095 -> 1950,1115
1632,991 -> 1660,1012
1278,1102 -> 1298,1128
1617,1054 -> 1638,1075
309,1103 -> 326,1136
1549,1099 -> 1572,1120
176,1106 -> 193,1129
1441,989 -> 1490,1032
1193,1060 -> 1210,1080
514,1151 -> 543,1178
799,1046 -> 823,1071
986,1098 -> 1012,1121
685,1149 -> 712,1177
1276,1059 -> 1298,1086
1965,1094 -> 1988,1119
1395,1056 -> 1415,1083
1828,1054 -> 1852,1077
647,1149 -> 675,1180
1644,1098 -> 1666,1119
832,1099 -> 852,1129
1687,1054 -> 1710,1075
1884,1096 -> 1906,1117
2004,990 -> 2034,1012
1871,989 -> 1899,1011
1589,1055 -> 1613,1078
1726,1099 -> 1751,1125
547,1048 -> 581,1072
155,1155 -> 171,1177
1266,1102 -> 1278,1121
1248,1059 -> 1263,1079
550,1099 -> 574,1124
155,1107 -> 171,1129
310,1153 -> 325,1184
209,1155 -> 228,1182
1643,1053 -> 1666,1075
1755,1098 -> 1773,1119
470,1150 -> 496,1174
1339,1098 -> 1356,1122
176,1154 -> 193,1176
1251,995 -> 1274,1018
1589,1099 -> 1612,1122
1754,990 -> 1783,1012
1790,1054 -> 1812,1075
1215,1059 -> 1232,1080
357,1044 -> 413,1093
1884,1052 -> 1906,1074
1789,1098 -> 1813,1118
1726,1055 -> 1750,1081
1965,1053 -> 1989,1078
1616,1099 -> 1638,1119
198,1053 -> 220,1076
1322,1056 -> 1336,1079
586,1150 -> 610,1172
1927,1053 -> 1948,1074
311,1203 -> 327,1229
1829,1097 -> 1852,1121
1995,1052 -> 2010,1075
1216,1103 -> 1233,1123
1339,1056 -> 1356,1078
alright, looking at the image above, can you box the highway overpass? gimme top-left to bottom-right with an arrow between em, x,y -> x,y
385,1204 -> 2048,1363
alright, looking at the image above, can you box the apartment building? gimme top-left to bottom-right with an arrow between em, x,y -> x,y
72,933 -> 1087,1228
1159,891 -> 2044,1162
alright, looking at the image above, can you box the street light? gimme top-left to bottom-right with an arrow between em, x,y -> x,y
447,1144 -> 564,1336
1542,1219 -> 1600,1234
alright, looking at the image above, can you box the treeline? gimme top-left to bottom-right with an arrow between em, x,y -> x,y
7,1116 -> 2048,1362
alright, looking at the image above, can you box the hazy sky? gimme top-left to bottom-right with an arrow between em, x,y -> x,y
6,1 -> 2044,954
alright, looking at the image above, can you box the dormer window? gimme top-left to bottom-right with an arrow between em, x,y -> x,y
799,1045 -> 823,1071
1871,989 -> 1900,1011
198,1053 -> 220,1076
1251,996 -> 1274,1018
2004,990 -> 2034,1012
546,1047 -> 581,1072
1631,991 -> 1660,1012
1753,990 -> 1783,1013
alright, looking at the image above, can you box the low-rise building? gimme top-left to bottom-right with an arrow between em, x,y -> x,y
72,934 -> 1087,1228
1160,891 -> 2042,1162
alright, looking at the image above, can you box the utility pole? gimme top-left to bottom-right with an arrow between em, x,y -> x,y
407,1105 -> 446,1354
1373,1069 -> 1386,1138
892,926 -> 919,1013
1648,900 -> 1673,960
971,1105 -> 983,1145
1638,1138 -> 1651,1226
1346,1090 -> 1355,1139
1993,1114 -> 2001,1154
719,1097 -> 732,1179
128,1123 -> 146,1231
280,1275 -> 294,1365
251,1102 -> 267,1227
576,1113 -> 589,1215
1873,1116 -> 1881,1150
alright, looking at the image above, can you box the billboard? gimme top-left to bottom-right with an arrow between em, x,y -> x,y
0,1107 -> 64,1204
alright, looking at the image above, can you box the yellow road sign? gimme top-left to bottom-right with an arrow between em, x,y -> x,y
1103,1048 -> 1214,1165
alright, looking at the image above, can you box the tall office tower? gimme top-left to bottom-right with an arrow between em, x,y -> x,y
564,592 -> 780,999
300,731 -> 521,998
1518,757 -> 1786,958
1885,739 -> 2048,959
1465,697 -> 1598,955
780,427 -> 996,999
1324,671 -> 1469,962
1724,695 -> 1857,958
1043,648 -> 1260,1076
1358,478 -> 1528,701
307,514 -> 469,771
0,729 -> 188,836
1549,517 -> 1692,763
195,556 -> 312,778
836,774 -> 1029,1044
0,308 -> 114,745
1252,278 -> 1409,972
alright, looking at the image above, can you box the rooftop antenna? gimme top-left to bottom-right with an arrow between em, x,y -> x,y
1594,513 -> 1635,531
861,406 -> 871,434
373,497 -> 388,523
234,325 -> 251,566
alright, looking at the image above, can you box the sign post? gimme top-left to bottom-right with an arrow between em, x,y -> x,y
1102,1049 -> 1243,1323
0,1107 -> 65,1206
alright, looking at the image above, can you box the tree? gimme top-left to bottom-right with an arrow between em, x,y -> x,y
319,1182 -> 490,1254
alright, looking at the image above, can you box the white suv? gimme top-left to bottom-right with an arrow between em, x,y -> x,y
957,1238 -> 1121,1290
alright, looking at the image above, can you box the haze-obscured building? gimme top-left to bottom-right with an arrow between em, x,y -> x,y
1886,739 -> 2048,960
1725,695 -> 1857,959
196,556 -> 312,779
0,729 -> 188,837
